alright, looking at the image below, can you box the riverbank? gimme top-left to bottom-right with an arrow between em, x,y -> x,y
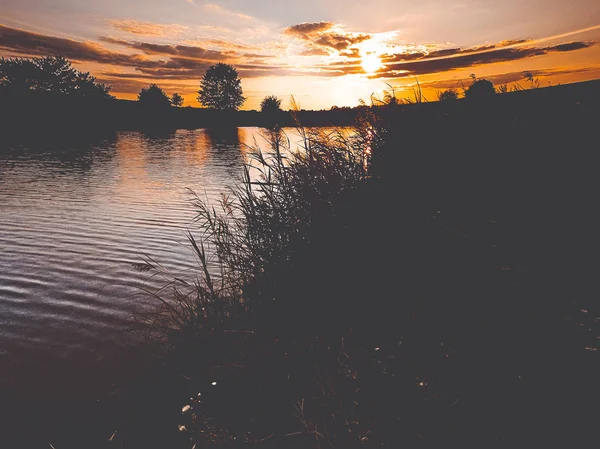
115,78 -> 600,446
2,78 -> 600,447
144,78 -> 600,447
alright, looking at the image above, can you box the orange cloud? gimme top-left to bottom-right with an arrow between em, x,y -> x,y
284,21 -> 371,53
108,19 -> 189,37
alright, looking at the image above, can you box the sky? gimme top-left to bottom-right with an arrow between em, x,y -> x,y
1,0 -> 600,109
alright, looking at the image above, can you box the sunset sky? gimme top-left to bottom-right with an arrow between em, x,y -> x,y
1,0 -> 599,109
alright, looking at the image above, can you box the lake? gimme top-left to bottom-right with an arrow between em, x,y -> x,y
0,127 -> 312,390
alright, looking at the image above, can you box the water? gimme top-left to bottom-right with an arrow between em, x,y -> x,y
0,127 -> 298,386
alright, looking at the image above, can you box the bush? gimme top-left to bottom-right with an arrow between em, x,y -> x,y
437,88 -> 459,102
260,95 -> 282,114
464,77 -> 495,101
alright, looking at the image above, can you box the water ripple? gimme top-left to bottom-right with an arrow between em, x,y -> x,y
0,128 -> 270,369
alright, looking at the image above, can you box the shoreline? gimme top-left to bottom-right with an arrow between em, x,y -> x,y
1,78 -> 598,139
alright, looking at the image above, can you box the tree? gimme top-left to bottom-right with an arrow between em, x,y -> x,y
260,95 -> 282,114
0,56 -> 112,100
171,93 -> 184,107
197,63 -> 245,111
138,84 -> 172,109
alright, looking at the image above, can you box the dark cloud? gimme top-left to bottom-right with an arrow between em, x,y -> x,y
98,36 -> 130,46
380,51 -> 426,62
337,40 -> 596,78
99,37 -> 235,60
375,42 -> 591,78
548,41 -> 592,52
426,48 -> 462,58
381,43 -> 516,64
0,24 -> 147,66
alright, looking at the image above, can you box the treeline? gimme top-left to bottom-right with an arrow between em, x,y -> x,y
0,56 -> 112,101
0,97 -> 362,137
2,55 -> 599,137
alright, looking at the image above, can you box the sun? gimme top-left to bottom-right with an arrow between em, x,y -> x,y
361,53 -> 382,74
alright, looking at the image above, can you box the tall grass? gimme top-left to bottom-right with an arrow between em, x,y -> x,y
134,103 -> 377,344
129,107 -> 389,447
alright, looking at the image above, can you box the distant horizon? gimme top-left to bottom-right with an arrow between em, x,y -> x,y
1,0 -> 600,109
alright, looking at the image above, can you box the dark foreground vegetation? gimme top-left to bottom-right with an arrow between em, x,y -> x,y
2,76 -> 600,448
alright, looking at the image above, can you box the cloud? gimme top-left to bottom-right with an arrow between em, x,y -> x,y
380,41 -> 595,78
0,24 -> 154,67
548,41 -> 592,52
99,37 -> 235,60
0,24 -> 281,83
2,22 -> 598,98
313,33 -> 370,51
98,36 -> 130,46
284,21 -> 371,53
190,38 -> 263,52
321,39 -> 596,78
204,3 -> 253,20
498,39 -> 530,47
284,22 -> 334,39
379,40 -> 538,64
299,48 -> 332,56
108,20 -> 189,36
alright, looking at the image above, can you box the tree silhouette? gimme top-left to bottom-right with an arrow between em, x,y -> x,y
171,93 -> 184,107
260,95 -> 282,113
0,56 -> 112,100
464,77 -> 495,101
138,84 -> 172,109
197,63 -> 245,111
437,88 -> 459,102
